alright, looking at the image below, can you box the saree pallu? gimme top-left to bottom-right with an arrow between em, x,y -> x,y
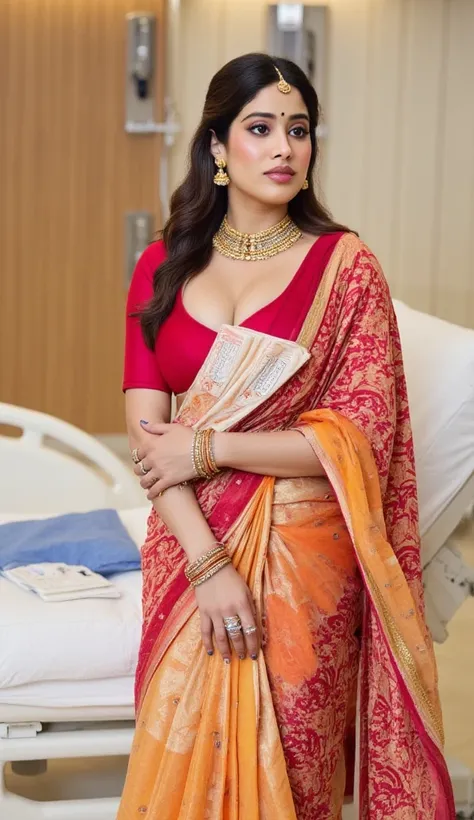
118,234 -> 455,820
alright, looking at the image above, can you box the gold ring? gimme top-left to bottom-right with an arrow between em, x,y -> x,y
131,448 -> 140,465
139,461 -> 149,476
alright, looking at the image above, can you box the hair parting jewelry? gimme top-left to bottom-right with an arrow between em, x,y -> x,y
274,65 -> 292,94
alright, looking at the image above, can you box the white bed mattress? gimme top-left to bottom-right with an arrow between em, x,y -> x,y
0,569 -> 142,690
0,675 -> 133,708
393,300 -> 474,537
0,507 -> 147,712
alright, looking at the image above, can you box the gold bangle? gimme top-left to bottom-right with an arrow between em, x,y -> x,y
205,429 -> 220,476
186,551 -> 227,579
192,430 -> 219,480
201,429 -> 220,478
187,554 -> 228,582
203,430 -> 213,476
189,557 -> 231,587
191,438 -> 199,477
192,431 -> 208,478
185,543 -> 227,580
207,431 -> 220,475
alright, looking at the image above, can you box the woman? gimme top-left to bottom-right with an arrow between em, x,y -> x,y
119,53 -> 454,819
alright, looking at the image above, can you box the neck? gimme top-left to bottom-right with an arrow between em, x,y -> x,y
226,190 -> 288,235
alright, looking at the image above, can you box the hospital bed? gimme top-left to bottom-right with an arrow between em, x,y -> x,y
0,299 -> 474,819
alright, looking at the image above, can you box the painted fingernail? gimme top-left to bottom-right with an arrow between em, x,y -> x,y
251,654 -> 258,660
224,658 -> 231,664
207,650 -> 214,656
140,419 -> 149,424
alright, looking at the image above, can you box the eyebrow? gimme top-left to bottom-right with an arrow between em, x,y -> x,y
241,111 -> 310,123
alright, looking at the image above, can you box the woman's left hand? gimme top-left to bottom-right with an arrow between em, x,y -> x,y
133,422 -> 196,500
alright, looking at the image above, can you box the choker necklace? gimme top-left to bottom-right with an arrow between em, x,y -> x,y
213,214 -> 302,261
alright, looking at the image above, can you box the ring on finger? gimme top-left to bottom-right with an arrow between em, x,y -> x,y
223,615 -> 241,628
139,461 -> 150,476
225,626 -> 243,638
243,625 -> 257,635
224,626 -> 242,636
131,448 -> 140,465
225,624 -> 242,632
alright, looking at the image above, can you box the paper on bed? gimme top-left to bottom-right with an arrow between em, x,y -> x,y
3,563 -> 120,602
176,325 -> 310,430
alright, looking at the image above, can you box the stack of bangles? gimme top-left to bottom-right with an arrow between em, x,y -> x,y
184,542 -> 231,588
192,429 -> 220,480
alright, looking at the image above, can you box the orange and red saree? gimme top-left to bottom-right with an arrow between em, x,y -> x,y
118,234 -> 455,819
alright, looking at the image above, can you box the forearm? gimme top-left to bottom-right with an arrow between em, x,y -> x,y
126,391 -> 215,562
214,430 -> 325,478
128,443 -> 217,562
150,484 -> 218,562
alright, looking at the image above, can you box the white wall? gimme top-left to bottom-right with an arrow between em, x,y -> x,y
168,0 -> 474,327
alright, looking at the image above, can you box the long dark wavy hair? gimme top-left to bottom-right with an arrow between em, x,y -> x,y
140,52 -> 350,348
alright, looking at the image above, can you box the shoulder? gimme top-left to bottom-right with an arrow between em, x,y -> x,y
135,239 -> 167,280
335,233 -> 389,294
127,240 -> 167,303
336,232 -> 381,268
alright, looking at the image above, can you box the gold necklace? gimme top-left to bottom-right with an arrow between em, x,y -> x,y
213,214 -> 302,261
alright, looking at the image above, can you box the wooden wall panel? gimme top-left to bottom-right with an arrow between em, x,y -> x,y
168,0 -> 474,330
0,0 -> 164,433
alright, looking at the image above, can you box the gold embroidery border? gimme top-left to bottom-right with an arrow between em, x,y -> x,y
298,419 -> 445,750
297,234 -> 357,349
366,565 -> 444,746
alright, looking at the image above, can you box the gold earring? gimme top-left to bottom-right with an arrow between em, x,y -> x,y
302,179 -> 309,190
214,157 -> 230,187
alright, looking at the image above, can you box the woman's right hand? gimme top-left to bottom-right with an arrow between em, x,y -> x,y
194,563 -> 260,662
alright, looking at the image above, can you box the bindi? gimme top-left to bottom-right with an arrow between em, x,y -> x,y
281,112 -> 285,117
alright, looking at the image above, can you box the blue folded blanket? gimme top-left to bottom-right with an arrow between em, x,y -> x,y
0,509 -> 141,576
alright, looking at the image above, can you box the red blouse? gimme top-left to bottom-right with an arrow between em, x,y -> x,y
123,234 -> 343,396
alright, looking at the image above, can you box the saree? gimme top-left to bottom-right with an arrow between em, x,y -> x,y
118,234 -> 455,819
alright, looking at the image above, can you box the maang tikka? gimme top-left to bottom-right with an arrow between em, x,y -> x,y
274,65 -> 291,94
